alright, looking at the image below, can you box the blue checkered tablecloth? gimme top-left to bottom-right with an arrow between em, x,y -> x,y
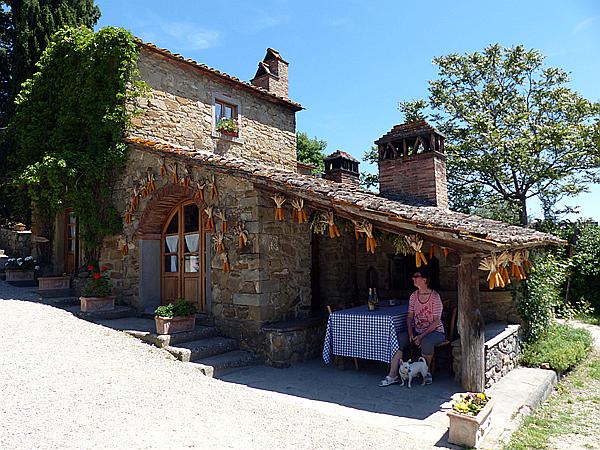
323,303 -> 409,364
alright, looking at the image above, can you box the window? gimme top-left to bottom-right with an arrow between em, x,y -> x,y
213,95 -> 242,140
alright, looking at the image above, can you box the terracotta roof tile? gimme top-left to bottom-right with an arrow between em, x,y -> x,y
126,136 -> 564,251
324,150 -> 358,162
136,40 -> 303,111
375,119 -> 445,144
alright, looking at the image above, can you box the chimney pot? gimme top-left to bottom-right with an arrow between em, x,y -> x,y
250,48 -> 289,98
323,150 -> 360,187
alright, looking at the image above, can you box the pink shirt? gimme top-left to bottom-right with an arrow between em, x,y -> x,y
408,290 -> 444,334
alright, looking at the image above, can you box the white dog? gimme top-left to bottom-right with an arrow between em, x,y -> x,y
398,357 -> 429,388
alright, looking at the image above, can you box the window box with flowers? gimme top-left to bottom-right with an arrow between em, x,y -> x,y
155,299 -> 198,335
79,262 -> 115,312
5,256 -> 37,284
215,117 -> 239,137
447,392 -> 495,448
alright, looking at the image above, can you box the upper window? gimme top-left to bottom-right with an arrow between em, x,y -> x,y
214,99 -> 239,137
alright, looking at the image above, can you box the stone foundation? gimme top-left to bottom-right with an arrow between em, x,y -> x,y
0,228 -> 32,258
452,322 -> 521,388
262,317 -> 327,367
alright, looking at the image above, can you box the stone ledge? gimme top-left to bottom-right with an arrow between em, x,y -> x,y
485,323 -> 520,349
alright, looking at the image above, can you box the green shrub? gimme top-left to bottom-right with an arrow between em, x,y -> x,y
155,299 -> 197,318
517,253 -> 568,342
569,224 -> 600,313
520,323 -> 593,373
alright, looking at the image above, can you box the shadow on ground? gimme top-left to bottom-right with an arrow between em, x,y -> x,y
221,358 -> 459,420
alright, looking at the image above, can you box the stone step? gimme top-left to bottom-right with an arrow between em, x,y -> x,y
76,305 -> 136,321
165,336 -> 238,362
39,296 -> 80,306
127,324 -> 219,348
191,350 -> 262,377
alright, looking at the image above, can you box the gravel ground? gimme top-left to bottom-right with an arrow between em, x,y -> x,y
0,284 -> 435,450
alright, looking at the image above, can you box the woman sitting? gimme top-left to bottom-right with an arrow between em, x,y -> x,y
379,269 -> 445,386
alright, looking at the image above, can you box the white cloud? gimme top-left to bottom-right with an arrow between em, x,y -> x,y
158,21 -> 220,51
573,16 -> 599,34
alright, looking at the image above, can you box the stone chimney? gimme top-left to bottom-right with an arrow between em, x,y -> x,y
250,48 -> 289,98
375,120 -> 448,208
323,150 -> 360,187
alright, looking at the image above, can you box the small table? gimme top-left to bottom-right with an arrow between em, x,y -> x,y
322,303 -> 409,364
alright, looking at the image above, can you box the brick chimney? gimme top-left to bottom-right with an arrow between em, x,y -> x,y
323,150 -> 360,187
250,48 -> 289,98
375,120 -> 448,208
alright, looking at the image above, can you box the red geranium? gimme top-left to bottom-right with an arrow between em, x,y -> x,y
87,264 -> 94,271
93,273 -> 101,280
100,266 -> 108,271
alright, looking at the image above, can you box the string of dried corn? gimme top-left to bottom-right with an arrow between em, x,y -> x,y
222,252 -> 230,272
406,234 -> 428,267
208,174 -> 218,200
194,181 -> 205,201
213,231 -> 225,253
205,206 -> 215,232
236,222 -> 248,248
272,194 -> 286,221
510,249 -> 529,281
326,211 -> 341,239
361,221 -> 377,254
479,252 -> 511,289
291,198 -> 308,224
215,210 -> 227,233
168,162 -> 178,184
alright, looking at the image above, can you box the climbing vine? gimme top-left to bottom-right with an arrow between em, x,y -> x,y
10,26 -> 148,257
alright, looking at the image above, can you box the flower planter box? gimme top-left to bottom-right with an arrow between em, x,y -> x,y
155,315 -> 196,335
447,397 -> 495,448
80,296 -> 115,313
219,129 -> 238,137
38,276 -> 71,298
6,269 -> 35,283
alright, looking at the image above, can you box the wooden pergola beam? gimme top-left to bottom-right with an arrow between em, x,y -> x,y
457,254 -> 485,392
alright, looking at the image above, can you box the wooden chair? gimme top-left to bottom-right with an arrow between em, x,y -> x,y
327,303 -> 359,371
430,304 -> 457,375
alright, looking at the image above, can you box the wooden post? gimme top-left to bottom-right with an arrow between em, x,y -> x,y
457,254 -> 485,392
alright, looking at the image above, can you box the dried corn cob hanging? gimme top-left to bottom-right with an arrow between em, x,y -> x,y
291,198 -> 308,224
359,221 -> 377,254
509,249 -> 529,281
204,206 -> 215,232
124,211 -> 133,225
168,162 -> 178,184
194,181 -> 205,201
352,219 -> 365,240
212,231 -> 225,253
429,244 -> 437,260
118,238 -> 129,256
160,158 -> 167,177
215,210 -> 227,233
326,211 -> 341,239
272,194 -> 286,221
406,234 -> 428,267
479,252 -> 511,289
236,222 -> 248,248
222,252 -> 230,272
208,174 -> 218,200
140,185 -> 148,199
180,166 -> 191,189
147,171 -> 156,193
129,187 -> 140,213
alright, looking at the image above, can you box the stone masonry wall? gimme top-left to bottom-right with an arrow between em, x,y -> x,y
378,152 -> 448,208
0,228 -> 32,258
132,49 -> 297,171
99,147 -> 311,355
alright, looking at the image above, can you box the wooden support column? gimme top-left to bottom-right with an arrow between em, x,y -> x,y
458,254 -> 485,392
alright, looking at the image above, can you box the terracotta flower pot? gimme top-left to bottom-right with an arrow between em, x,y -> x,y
219,129 -> 238,137
38,276 -> 70,291
5,269 -> 35,283
447,397 -> 495,448
80,296 -> 115,312
155,315 -> 196,335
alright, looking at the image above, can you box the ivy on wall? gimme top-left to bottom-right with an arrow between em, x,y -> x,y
10,26 -> 148,258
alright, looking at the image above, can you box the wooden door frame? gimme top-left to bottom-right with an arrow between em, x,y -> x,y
63,208 -> 79,275
160,200 -> 207,311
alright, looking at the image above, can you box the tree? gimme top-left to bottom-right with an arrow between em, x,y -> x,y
3,0 -> 100,121
360,145 -> 378,190
405,44 -> 600,225
296,131 -> 326,173
0,3 -> 12,126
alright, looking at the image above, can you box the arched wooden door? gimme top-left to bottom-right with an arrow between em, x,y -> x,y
161,201 -> 207,311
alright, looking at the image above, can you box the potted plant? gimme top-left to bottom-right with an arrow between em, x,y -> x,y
38,272 -> 71,296
155,299 -> 197,335
215,117 -> 239,137
79,262 -> 115,312
447,392 -> 495,448
5,256 -> 36,284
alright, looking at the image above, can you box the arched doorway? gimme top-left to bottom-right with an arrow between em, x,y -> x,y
161,200 -> 207,311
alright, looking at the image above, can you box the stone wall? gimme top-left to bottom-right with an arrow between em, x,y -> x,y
452,323 -> 522,388
131,49 -> 297,171
378,151 -> 448,208
98,147 -> 312,356
263,317 -> 326,367
0,228 -> 32,258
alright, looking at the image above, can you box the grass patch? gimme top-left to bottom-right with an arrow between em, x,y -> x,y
520,323 -> 593,373
589,360 -> 600,380
506,351 -> 600,449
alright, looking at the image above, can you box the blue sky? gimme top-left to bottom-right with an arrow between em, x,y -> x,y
96,0 -> 600,221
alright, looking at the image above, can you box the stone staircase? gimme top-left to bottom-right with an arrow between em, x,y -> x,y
94,316 -> 261,377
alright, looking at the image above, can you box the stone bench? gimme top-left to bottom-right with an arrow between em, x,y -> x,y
262,316 -> 327,368
452,322 -> 521,388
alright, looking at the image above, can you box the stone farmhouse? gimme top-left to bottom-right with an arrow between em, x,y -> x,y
41,41 -> 561,390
